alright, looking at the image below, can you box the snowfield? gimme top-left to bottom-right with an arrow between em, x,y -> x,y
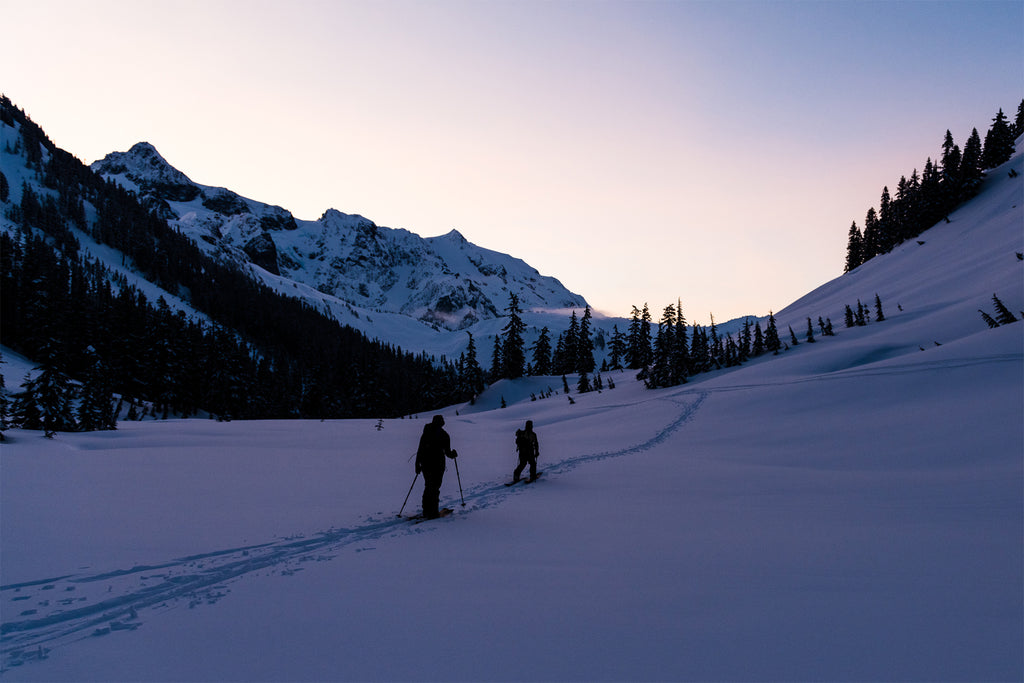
2,151 -> 1023,681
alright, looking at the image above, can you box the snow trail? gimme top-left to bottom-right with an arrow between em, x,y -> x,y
1,392 -> 710,666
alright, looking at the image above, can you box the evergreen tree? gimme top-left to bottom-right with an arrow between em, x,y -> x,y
940,129 -> 962,197
563,310 -> 581,375
10,373 -> 42,430
490,335 -> 503,382
981,108 -> 1015,169
874,294 -> 885,322
855,300 -> 867,326
577,306 -> 595,374
979,309 -> 1001,329
764,312 -> 781,355
531,327 -> 553,376
752,321 -> 765,356
608,324 -> 625,370
671,300 -> 690,384
33,360 -> 77,437
878,186 -> 895,253
77,347 -> 117,431
639,304 -> 653,369
463,332 -> 485,395
959,128 -> 984,200
844,304 -> 855,328
1013,99 -> 1024,137
500,293 -> 526,380
577,372 -> 591,394
845,221 -> 864,272
626,306 -> 643,369
805,317 -> 816,343
862,207 -> 881,260
788,325 -> 800,347
992,294 -> 1019,325
648,303 -> 676,388
0,169 -> 8,203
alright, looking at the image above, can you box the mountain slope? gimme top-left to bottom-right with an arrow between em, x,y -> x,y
92,143 -> 587,332
2,135 -> 1021,681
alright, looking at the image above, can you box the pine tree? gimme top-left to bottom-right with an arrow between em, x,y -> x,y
563,310 -> 581,375
878,186 -> 895,253
764,312 -> 781,355
940,129 -> 962,195
639,304 -> 653,369
33,361 -> 77,437
992,294 -> 1019,325
490,336 -> 502,383
626,306 -> 642,369
608,324 -> 625,370
530,327 -> 553,376
874,294 -> 885,322
10,373 -> 42,430
463,332 -> 485,395
671,300 -> 690,384
1014,99 -> 1024,137
845,221 -> 864,272
752,321 -> 765,356
959,128 -> 984,200
500,293 -> 526,380
981,108 -> 1015,169
844,305 -> 855,328
788,325 -> 800,347
577,372 -> 591,394
649,303 -> 676,388
979,309 -> 1001,329
862,207 -> 881,260
805,317 -> 816,343
77,348 -> 117,431
577,306 -> 595,374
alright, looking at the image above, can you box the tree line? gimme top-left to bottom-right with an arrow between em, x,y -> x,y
0,96 -> 476,435
845,101 -> 1022,272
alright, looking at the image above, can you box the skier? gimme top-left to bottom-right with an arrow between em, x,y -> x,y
512,420 -> 540,483
415,415 -> 457,519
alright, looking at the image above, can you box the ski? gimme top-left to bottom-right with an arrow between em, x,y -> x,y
504,471 -> 543,486
406,507 -> 454,523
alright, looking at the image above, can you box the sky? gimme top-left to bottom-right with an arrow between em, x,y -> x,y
2,0 -> 1021,322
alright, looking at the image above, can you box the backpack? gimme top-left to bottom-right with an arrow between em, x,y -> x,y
515,429 -> 532,455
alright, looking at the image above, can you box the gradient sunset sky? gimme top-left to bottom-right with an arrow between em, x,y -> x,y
3,0 -> 1021,321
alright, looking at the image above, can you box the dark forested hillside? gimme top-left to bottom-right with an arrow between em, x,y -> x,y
0,96 -> 472,425
844,100 -> 1022,271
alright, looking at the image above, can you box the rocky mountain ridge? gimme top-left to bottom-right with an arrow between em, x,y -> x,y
92,143 -> 586,331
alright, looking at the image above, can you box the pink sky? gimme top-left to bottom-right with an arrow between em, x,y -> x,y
3,0 -> 1020,321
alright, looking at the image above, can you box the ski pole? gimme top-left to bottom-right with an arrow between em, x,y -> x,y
453,453 -> 465,507
398,472 -> 419,517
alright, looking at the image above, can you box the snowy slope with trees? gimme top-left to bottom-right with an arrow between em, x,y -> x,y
1,133 -> 1021,680
91,142 -> 588,333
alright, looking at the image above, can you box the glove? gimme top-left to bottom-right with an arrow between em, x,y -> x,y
450,449 -> 458,459
415,462 -> 422,474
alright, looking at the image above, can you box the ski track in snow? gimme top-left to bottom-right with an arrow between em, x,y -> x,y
3,350 -> 1017,669
0,391 -> 710,668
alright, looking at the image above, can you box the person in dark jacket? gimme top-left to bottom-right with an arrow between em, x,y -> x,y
512,420 -> 540,483
415,415 -> 457,518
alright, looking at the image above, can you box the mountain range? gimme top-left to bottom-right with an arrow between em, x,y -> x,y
92,142 -> 588,336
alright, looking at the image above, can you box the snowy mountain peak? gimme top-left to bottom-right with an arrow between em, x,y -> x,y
93,142 -> 196,199
443,228 -> 468,244
91,143 -> 588,334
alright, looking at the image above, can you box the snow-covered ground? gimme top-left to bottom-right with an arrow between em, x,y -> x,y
2,149 -> 1022,680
